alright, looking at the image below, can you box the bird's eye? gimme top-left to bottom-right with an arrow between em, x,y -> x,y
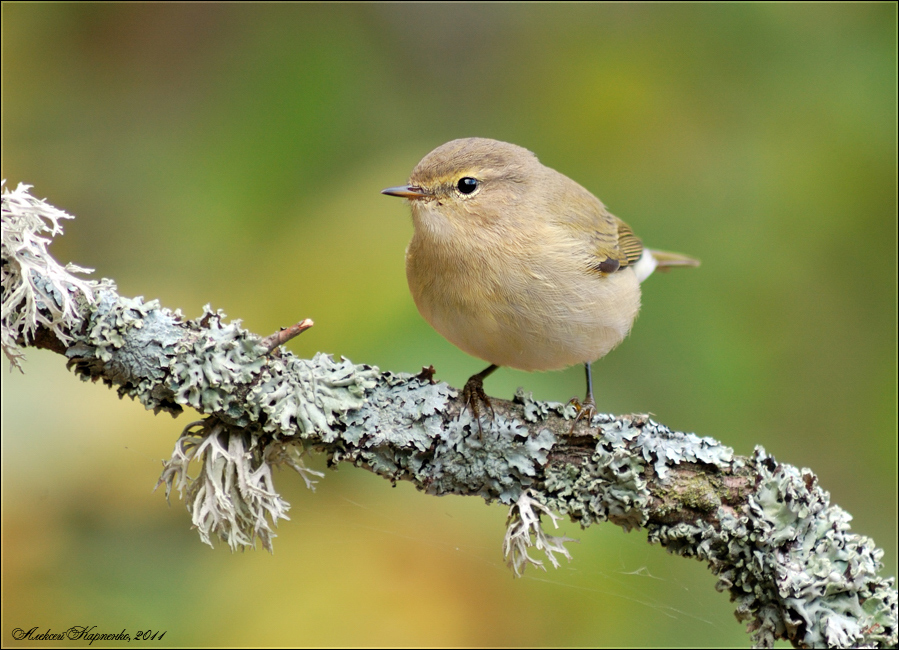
457,177 -> 479,195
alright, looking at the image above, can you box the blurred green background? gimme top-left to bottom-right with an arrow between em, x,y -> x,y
2,4 -> 895,647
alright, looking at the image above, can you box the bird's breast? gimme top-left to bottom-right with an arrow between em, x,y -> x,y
405,228 -> 642,371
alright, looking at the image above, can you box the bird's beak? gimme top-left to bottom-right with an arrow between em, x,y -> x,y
381,185 -> 429,199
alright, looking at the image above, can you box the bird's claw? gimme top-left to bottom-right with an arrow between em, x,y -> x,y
462,374 -> 494,436
567,396 -> 597,435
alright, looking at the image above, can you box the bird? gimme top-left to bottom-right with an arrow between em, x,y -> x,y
382,137 -> 698,431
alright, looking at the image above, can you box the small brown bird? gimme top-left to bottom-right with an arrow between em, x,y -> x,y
382,138 -> 698,428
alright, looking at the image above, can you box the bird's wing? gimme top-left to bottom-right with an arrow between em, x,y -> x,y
586,214 -> 644,276
614,217 -> 644,267
549,172 -> 644,276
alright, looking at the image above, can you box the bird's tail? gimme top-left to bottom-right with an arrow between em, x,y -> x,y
650,249 -> 701,270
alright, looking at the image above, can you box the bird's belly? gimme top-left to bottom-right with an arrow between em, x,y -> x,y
407,256 -> 641,372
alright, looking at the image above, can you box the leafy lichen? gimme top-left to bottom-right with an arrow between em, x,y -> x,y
1,181 -> 102,369
156,418 -> 323,552
337,372 -> 558,504
647,447 -> 896,648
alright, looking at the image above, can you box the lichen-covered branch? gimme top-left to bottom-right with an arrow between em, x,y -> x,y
2,182 -> 895,648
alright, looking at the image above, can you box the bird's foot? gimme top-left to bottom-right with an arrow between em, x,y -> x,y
462,373 -> 495,436
567,395 -> 597,435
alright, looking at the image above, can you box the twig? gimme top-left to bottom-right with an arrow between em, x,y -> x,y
260,319 -> 314,354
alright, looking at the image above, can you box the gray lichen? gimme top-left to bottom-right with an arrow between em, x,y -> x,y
324,371 -> 558,506
248,352 -> 378,440
648,447 -> 896,648
3,183 -> 895,648
67,293 -> 187,412
503,489 -> 577,576
1,181 -> 101,369
156,418 -> 324,552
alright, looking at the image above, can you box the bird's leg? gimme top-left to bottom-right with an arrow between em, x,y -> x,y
462,364 -> 498,435
568,362 -> 597,434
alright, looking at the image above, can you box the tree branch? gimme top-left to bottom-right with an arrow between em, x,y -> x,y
2,182 -> 895,648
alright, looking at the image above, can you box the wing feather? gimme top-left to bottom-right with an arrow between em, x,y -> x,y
588,215 -> 644,276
